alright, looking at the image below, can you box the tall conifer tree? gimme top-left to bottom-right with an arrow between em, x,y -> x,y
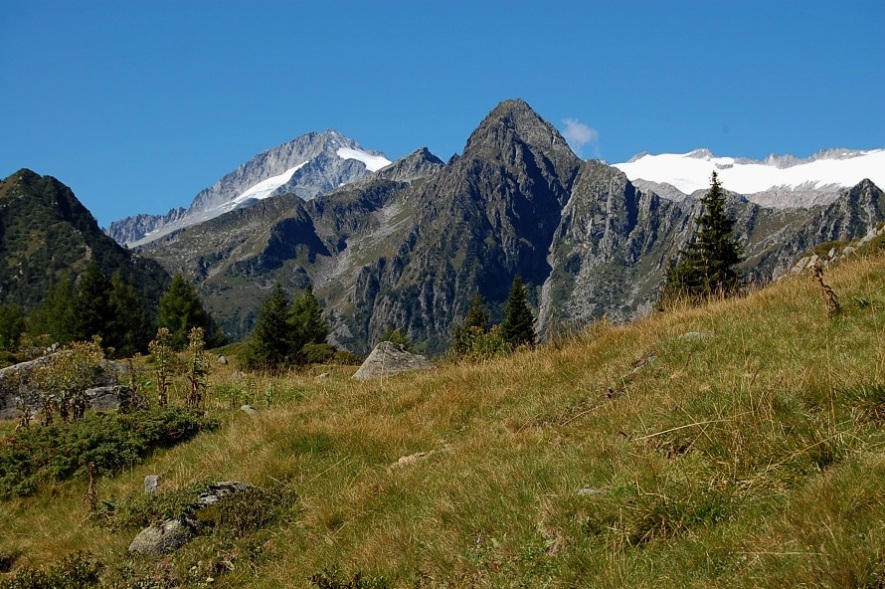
250,284 -> 295,369
500,276 -> 536,349
662,171 -> 744,301
157,273 -> 216,350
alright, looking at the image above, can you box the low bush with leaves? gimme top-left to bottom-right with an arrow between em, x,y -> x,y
0,552 -> 101,589
0,408 -> 218,499
113,481 -> 298,539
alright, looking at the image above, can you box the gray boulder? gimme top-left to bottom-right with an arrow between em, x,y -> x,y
129,481 -> 253,556
144,475 -> 162,494
0,355 -> 130,419
352,342 -> 433,381
128,517 -> 196,556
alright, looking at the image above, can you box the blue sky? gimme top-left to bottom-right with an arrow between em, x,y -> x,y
1,1 -> 883,227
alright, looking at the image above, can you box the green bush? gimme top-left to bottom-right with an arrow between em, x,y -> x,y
332,350 -> 363,366
301,342 -> 336,365
0,552 -> 101,589
0,408 -> 218,499
114,482 -> 298,540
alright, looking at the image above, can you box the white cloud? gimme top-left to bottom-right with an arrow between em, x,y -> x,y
562,118 -> 600,157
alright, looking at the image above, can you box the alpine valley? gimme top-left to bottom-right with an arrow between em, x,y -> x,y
10,99 -> 884,355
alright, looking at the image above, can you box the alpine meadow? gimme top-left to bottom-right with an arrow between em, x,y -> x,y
1,92 -> 885,588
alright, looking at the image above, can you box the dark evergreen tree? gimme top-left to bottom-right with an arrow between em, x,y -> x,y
27,275 -> 76,344
662,171 -> 744,302
106,271 -> 149,357
290,285 -> 328,349
451,292 -> 491,356
156,273 -> 217,350
465,292 -> 490,332
500,276 -> 536,349
0,304 -> 25,352
249,284 -> 296,369
70,261 -> 112,343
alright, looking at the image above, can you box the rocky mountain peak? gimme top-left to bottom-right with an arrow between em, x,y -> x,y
376,147 -> 444,182
108,130 -> 389,247
462,99 -> 578,173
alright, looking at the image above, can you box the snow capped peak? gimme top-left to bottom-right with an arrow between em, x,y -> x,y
336,147 -> 391,172
614,148 -> 885,201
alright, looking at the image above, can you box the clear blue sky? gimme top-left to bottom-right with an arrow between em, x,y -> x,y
1,1 -> 883,227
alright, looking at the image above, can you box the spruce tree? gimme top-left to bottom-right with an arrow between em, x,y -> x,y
290,285 -> 328,349
250,284 -> 296,369
500,276 -> 536,349
28,275 -> 76,344
156,273 -> 215,350
451,292 -> 490,356
0,304 -> 25,352
106,271 -> 149,357
662,171 -> 744,301
465,292 -> 490,332
70,261 -> 111,343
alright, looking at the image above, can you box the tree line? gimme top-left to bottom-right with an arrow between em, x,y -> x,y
0,264 -> 223,359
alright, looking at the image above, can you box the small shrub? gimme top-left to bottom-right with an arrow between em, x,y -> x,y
195,486 -> 297,539
113,483 -> 210,529
0,552 -> 101,589
115,482 -> 297,541
0,408 -> 218,499
332,350 -> 363,366
301,342 -> 336,365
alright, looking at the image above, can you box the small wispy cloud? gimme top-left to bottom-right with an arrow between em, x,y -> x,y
562,118 -> 600,158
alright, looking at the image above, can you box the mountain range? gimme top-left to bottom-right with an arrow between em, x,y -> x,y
107,99 -> 884,354
108,130 -> 390,247
615,147 -> 885,208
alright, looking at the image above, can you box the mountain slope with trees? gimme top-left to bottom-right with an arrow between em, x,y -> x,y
0,169 -> 170,326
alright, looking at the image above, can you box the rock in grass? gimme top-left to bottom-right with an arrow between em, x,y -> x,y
240,404 -> 258,415
129,481 -> 253,555
144,475 -> 161,494
128,517 -> 196,555
197,481 -> 252,507
352,341 -> 432,381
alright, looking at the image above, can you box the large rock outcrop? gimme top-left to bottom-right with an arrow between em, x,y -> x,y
352,342 -> 433,381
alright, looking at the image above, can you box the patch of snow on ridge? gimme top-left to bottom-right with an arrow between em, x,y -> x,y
614,149 -> 885,196
336,147 -> 391,172
229,161 -> 309,208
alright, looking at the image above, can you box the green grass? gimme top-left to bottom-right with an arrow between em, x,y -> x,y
3,253 -> 885,587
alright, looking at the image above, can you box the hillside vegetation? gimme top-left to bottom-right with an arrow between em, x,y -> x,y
2,243 -> 885,587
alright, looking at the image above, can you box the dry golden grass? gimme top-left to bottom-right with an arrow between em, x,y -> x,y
4,252 -> 885,587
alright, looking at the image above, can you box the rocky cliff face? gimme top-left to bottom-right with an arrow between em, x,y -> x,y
108,131 -> 389,247
135,101 -> 885,355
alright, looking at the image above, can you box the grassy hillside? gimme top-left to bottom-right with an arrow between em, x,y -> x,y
3,245 -> 885,587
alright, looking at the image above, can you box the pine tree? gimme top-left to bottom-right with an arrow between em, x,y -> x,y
106,271 -> 149,357
290,285 -> 328,349
465,292 -> 490,332
70,261 -> 111,343
500,276 -> 536,349
0,304 -> 25,352
662,171 -> 744,302
451,292 -> 490,356
28,275 -> 76,344
156,273 -> 216,350
250,284 -> 296,369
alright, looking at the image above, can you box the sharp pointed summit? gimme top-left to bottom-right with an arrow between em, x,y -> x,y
108,131 -> 390,247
